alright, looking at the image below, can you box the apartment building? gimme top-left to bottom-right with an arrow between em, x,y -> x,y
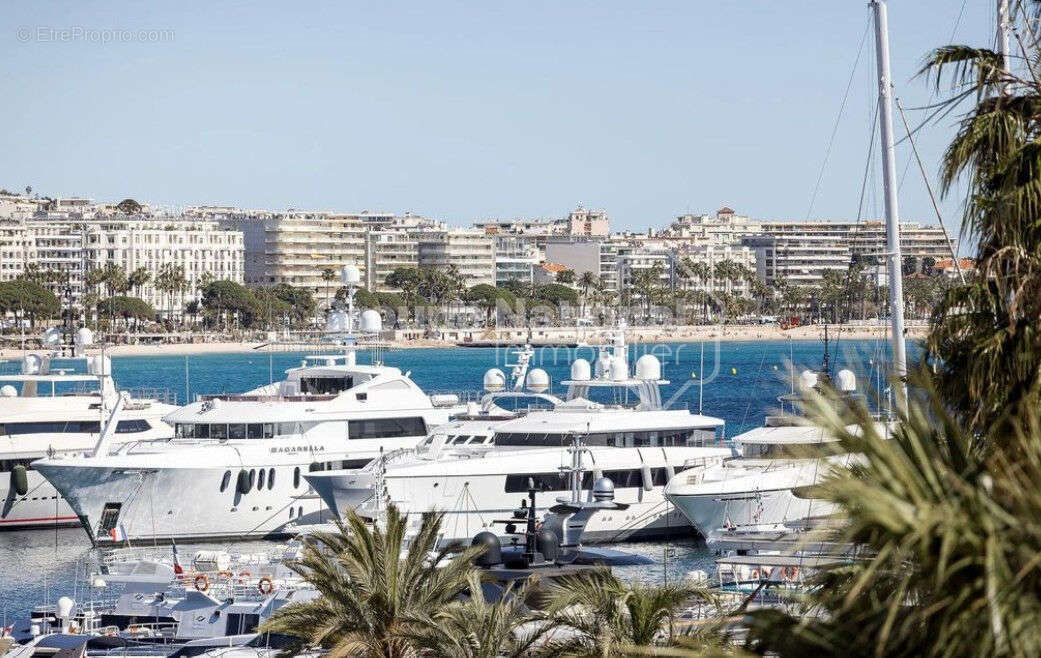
414,228 -> 495,287
30,216 -> 244,313
567,206 -> 610,237
365,231 -> 418,292
492,236 -> 541,286
746,220 -> 952,287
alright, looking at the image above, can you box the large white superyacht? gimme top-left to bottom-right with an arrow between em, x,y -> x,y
1,330 -> 176,530
35,268 -> 464,544
306,327 -> 732,544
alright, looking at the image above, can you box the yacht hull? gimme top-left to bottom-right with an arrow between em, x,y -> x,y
0,470 -> 80,529
35,459 -> 340,544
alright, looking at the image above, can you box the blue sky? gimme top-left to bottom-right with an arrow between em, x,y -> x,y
0,1 -> 994,236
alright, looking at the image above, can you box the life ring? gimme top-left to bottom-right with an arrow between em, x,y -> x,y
238,571 -> 252,577
257,577 -> 274,594
194,574 -> 209,592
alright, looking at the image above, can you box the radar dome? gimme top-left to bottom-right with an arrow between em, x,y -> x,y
526,368 -> 550,392
42,327 -> 62,346
0,385 -> 17,397
635,354 -> 661,380
483,368 -> 506,392
75,327 -> 94,346
340,263 -> 361,285
570,358 -> 591,381
56,597 -> 74,619
593,476 -> 615,501
360,309 -> 382,333
799,370 -> 818,390
837,369 -> 857,393
609,358 -> 628,381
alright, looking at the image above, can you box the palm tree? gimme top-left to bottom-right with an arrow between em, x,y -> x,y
577,270 -> 597,320
538,569 -> 715,656
128,267 -> 151,298
259,505 -> 483,657
321,267 -> 337,313
401,572 -> 554,658
918,25 -> 1041,439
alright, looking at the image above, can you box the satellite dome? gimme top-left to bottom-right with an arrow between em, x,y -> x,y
526,368 -> 550,393
360,309 -> 382,333
75,327 -> 94,346
635,354 -> 662,380
340,263 -> 361,285
1,385 -> 17,398
799,370 -> 818,390
471,531 -> 502,567
609,358 -> 628,381
56,597 -> 75,619
570,358 -> 591,381
483,368 -> 506,392
593,476 -> 615,501
837,369 -> 857,393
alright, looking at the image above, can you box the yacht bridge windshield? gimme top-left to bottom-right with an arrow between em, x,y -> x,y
740,440 -> 841,460
299,375 -> 354,395
493,427 -> 717,448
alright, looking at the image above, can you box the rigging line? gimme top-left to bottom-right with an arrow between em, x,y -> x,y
805,15 -> 873,221
895,97 -> 965,283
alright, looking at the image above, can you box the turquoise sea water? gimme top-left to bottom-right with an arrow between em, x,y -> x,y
0,338 -> 912,625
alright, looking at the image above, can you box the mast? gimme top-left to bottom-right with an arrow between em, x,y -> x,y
997,0 -> 1011,75
871,0 -> 908,412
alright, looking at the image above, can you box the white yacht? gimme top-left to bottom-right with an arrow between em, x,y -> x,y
306,328 -> 732,544
35,270 -> 465,545
664,368 -> 884,537
1,340 -> 176,530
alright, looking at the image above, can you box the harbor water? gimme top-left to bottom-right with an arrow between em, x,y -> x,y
0,337 -> 905,623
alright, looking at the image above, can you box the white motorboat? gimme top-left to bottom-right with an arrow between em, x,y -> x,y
665,366 -> 885,537
306,325 -> 732,544
1,332 -> 176,530
35,268 -> 465,545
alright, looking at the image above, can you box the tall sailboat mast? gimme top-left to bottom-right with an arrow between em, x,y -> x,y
871,0 -> 908,412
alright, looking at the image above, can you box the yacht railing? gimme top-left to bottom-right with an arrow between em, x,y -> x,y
126,387 -> 178,405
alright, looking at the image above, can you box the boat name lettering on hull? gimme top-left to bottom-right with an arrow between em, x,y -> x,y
270,445 -> 326,454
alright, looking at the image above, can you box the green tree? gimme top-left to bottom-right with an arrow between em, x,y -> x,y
201,280 -> 256,330
259,506 -> 482,658
127,267 -> 151,298
0,279 -> 60,327
577,270 -> 597,319
114,198 -> 142,214
540,569 -> 715,656
321,267 -> 337,312
555,268 -> 576,285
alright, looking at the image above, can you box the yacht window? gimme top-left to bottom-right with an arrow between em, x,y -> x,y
653,468 -> 669,486
450,435 -> 471,445
268,468 -> 275,489
308,462 -> 323,472
195,424 -> 211,439
115,419 -> 151,433
278,422 -> 298,436
211,424 -> 229,441
219,470 -> 232,492
247,424 -> 264,439
0,459 -> 34,472
299,376 -> 353,395
2,421 -> 103,435
257,468 -> 266,489
229,424 -> 247,441
293,467 -> 301,488
263,424 -> 275,438
348,417 -> 427,440
504,472 -> 566,493
741,442 -> 839,459
176,423 -> 193,438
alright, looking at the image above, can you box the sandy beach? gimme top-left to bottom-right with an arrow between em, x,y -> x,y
0,323 -> 927,359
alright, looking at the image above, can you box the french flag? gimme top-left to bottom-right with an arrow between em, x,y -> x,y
108,524 -> 127,542
172,541 -> 183,576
